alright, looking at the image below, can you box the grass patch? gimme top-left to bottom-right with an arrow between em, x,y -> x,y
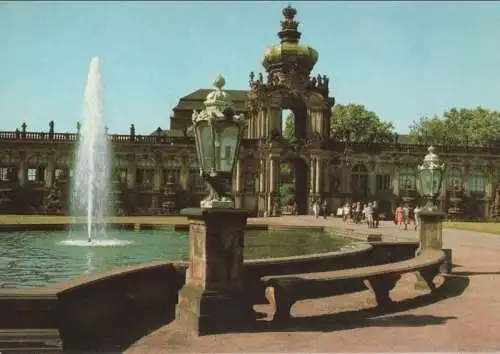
0,215 -> 189,225
444,221 -> 500,235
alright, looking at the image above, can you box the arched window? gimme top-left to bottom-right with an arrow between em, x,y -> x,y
447,167 -> 462,192
26,154 -> 46,184
136,155 -> 155,188
188,158 -> 206,193
163,158 -> 181,187
399,166 -> 416,193
469,169 -> 486,195
351,164 -> 368,195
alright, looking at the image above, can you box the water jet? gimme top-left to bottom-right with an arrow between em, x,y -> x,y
71,56 -> 112,244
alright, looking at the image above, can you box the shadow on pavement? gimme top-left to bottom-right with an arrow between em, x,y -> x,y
236,273 -> 469,334
453,270 -> 500,276
90,309 -> 175,353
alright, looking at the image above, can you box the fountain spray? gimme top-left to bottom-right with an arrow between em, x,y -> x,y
71,56 -> 112,243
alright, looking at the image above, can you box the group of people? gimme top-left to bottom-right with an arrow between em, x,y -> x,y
395,204 -> 422,230
311,200 -> 328,219
310,199 -> 423,232
338,201 -> 380,228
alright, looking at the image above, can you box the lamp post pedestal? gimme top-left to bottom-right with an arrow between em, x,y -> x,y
416,210 -> 444,254
415,209 -> 452,289
175,207 -> 253,336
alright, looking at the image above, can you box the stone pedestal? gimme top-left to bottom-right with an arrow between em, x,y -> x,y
175,207 -> 253,336
417,210 -> 445,254
415,210 -> 447,290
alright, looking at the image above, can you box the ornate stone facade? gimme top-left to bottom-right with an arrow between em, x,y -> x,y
0,6 -> 497,219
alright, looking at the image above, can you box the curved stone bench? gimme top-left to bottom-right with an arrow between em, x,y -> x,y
261,249 -> 446,322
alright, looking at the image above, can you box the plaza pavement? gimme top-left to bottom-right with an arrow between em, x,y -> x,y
125,216 -> 500,353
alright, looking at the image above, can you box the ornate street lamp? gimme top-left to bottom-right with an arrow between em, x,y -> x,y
414,146 -> 451,276
417,146 -> 446,211
176,75 -> 253,337
191,75 -> 246,208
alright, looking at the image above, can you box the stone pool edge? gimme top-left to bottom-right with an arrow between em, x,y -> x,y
0,223 -> 418,353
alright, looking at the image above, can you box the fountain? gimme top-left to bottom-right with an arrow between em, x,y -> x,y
65,56 -> 122,246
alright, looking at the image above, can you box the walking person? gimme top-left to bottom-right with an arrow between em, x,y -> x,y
395,204 -> 405,230
372,200 -> 379,228
364,202 -> 374,228
403,204 -> 411,230
414,204 -> 422,230
343,203 -> 351,224
313,200 -> 320,220
355,202 -> 362,224
322,200 -> 328,219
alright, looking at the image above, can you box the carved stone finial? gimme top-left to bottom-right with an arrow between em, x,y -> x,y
213,74 -> 226,90
203,75 -> 233,113
282,4 -> 297,20
279,5 -> 301,44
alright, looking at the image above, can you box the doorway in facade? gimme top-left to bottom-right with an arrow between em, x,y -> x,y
279,157 -> 309,215
279,102 -> 309,215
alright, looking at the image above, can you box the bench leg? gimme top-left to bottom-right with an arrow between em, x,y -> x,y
265,286 -> 294,322
416,267 -> 439,291
367,275 -> 401,307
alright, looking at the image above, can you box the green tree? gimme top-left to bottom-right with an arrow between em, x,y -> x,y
409,107 -> 500,146
330,104 -> 395,143
408,115 -> 446,145
283,112 -> 295,139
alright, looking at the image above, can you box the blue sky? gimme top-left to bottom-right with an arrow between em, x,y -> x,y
1,1 -> 499,134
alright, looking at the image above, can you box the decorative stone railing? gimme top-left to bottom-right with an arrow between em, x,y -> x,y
0,131 -> 194,145
0,129 -> 498,155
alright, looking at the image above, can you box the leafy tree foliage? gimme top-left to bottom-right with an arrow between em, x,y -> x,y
409,107 -> 500,146
330,104 -> 395,143
283,111 -> 295,139
279,183 -> 295,206
282,103 -> 394,143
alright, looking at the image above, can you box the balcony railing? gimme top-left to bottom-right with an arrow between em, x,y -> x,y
1,129 -> 500,155
0,131 -> 195,145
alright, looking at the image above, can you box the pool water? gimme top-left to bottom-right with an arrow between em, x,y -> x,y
0,228 -> 348,289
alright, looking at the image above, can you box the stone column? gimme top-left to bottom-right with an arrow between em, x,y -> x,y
267,157 -> 279,215
269,158 -> 276,193
45,161 -> 55,188
368,170 -> 376,197
176,208 -> 253,336
310,158 -> 316,194
17,158 -> 26,187
127,163 -> 137,189
259,159 -> 266,215
323,163 -> 330,196
342,164 -> 350,194
315,157 -> 322,196
235,159 -> 242,209
264,109 -> 269,137
392,167 -> 399,196
151,166 -> 162,209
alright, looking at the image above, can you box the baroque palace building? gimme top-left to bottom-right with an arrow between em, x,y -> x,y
0,5 -> 499,219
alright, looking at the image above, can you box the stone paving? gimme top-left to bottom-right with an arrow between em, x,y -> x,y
125,216 -> 500,353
